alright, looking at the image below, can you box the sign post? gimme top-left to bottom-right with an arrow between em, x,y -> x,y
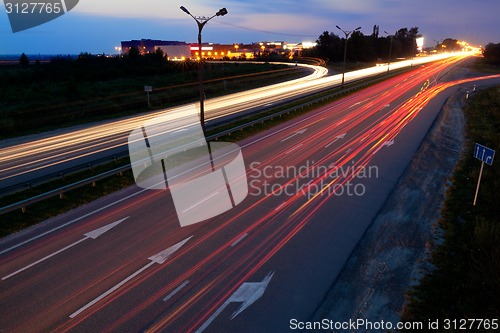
473,143 -> 495,206
144,85 -> 152,108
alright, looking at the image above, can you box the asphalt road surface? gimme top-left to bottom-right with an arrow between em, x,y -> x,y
1,54 -> 498,333
0,53 -> 458,192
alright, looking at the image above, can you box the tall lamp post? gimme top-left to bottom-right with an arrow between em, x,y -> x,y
180,6 -> 228,134
384,31 -> 393,74
336,25 -> 361,89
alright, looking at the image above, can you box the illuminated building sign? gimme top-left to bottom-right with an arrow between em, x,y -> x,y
190,46 -> 214,51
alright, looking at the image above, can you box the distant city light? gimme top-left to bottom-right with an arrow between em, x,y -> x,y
416,37 -> 424,53
190,46 -> 214,51
302,42 -> 317,49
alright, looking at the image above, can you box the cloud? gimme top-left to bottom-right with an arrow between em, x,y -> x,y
312,0 -> 381,14
74,0 -> 186,19
1,0 -> 497,53
225,12 -> 329,38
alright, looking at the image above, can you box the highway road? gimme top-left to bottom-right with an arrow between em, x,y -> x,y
1,55 -> 499,333
0,53 -> 460,192
0,62 -> 326,192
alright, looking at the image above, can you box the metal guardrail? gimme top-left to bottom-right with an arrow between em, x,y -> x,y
0,151 -> 130,197
0,165 -> 130,215
0,71 -> 403,216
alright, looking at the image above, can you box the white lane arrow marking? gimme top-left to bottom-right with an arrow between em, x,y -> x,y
2,218 -> 127,281
325,133 -> 347,148
84,219 -> 125,239
69,235 -> 193,318
281,129 -> 307,142
230,271 -> 274,319
384,140 -> 395,147
149,236 -> 193,264
196,271 -> 274,333
372,140 -> 396,155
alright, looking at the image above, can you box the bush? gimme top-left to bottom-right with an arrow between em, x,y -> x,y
19,53 -> 29,66
483,42 -> 500,64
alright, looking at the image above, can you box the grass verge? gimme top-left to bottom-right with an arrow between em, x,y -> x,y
402,85 -> 500,328
0,62 -> 307,139
472,56 -> 500,74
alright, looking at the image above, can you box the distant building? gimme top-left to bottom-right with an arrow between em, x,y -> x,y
189,43 -> 249,60
188,42 -> 296,60
156,44 -> 191,60
416,37 -> 424,53
121,39 -> 190,56
120,39 -> 313,61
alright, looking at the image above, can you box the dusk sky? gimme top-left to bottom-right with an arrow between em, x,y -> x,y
0,0 -> 498,55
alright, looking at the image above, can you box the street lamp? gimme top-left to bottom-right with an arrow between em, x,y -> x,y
180,5 -> 228,134
336,25 -> 361,89
384,31 -> 393,74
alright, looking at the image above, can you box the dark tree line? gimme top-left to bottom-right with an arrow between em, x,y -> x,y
303,26 -> 421,63
19,53 -> 30,66
483,42 -> 500,64
37,47 -> 201,83
5,48 -> 203,105
435,38 -> 463,52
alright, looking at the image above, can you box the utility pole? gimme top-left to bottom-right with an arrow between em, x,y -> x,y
336,25 -> 361,89
384,31 -> 393,74
180,6 -> 228,134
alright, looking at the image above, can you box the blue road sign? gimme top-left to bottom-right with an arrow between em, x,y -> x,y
474,143 -> 495,166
